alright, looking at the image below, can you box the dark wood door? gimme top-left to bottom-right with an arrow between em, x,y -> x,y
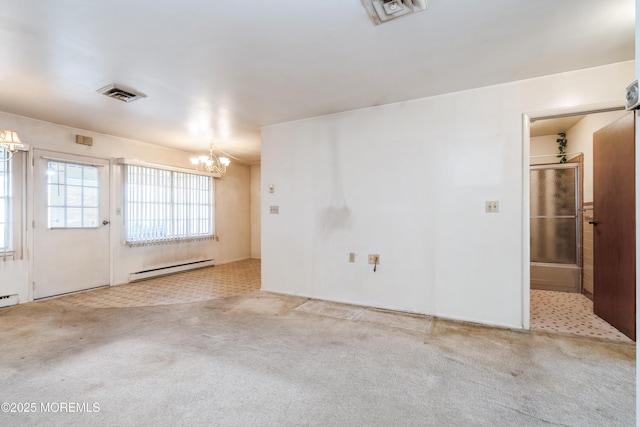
593,112 -> 636,340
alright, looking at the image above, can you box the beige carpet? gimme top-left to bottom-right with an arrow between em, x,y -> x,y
0,289 -> 635,426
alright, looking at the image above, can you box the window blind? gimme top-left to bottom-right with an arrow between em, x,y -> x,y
0,149 -> 11,259
124,164 -> 214,246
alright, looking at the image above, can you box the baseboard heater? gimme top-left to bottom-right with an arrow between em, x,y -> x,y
128,259 -> 215,282
0,294 -> 19,308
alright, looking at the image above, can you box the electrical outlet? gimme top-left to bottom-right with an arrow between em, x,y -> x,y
368,254 -> 380,264
348,252 -> 356,263
270,205 -> 279,214
485,201 -> 499,213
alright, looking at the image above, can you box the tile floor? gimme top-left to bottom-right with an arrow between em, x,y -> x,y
48,259 -> 261,309
45,260 -> 631,342
530,289 -> 632,342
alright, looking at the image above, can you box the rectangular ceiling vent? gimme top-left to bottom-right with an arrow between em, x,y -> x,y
361,0 -> 427,25
97,84 -> 147,103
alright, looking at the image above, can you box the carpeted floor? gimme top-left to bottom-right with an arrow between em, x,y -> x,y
0,261 -> 635,426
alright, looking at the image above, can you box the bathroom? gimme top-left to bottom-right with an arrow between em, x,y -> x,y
529,109 -> 632,340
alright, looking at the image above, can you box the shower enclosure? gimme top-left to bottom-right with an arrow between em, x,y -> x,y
530,164 -> 581,292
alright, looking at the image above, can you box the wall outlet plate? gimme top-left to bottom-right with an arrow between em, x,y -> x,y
348,252 -> 356,263
368,254 -> 380,264
270,205 -> 279,214
485,201 -> 499,213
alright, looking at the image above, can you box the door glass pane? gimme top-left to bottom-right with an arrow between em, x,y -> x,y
49,207 -> 65,228
47,161 -> 100,228
66,208 -> 82,227
66,164 -> 83,186
83,167 -> 98,186
48,184 -> 65,206
83,187 -> 98,207
67,186 -> 82,207
83,208 -> 99,227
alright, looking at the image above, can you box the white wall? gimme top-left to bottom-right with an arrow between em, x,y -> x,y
0,111 -> 251,303
262,61 -> 634,329
250,164 -> 261,259
530,135 -> 560,165
566,110 -> 626,203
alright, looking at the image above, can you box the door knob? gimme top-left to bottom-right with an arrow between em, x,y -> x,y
588,220 -> 599,226
102,220 -> 110,225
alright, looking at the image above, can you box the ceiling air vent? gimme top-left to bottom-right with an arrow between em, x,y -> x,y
97,84 -> 147,103
361,0 -> 427,25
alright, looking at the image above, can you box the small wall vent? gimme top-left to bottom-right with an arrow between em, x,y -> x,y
97,84 -> 147,103
361,0 -> 427,25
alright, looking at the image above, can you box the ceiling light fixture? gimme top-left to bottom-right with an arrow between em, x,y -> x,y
0,130 -> 28,162
190,145 -> 231,177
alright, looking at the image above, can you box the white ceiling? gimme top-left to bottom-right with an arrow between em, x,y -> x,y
530,115 -> 587,138
0,0 -> 634,162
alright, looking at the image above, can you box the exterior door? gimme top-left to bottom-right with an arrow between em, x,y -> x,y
592,112 -> 636,340
33,150 -> 110,299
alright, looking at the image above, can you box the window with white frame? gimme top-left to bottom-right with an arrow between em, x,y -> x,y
0,150 -> 12,255
47,161 -> 100,228
124,164 -> 214,246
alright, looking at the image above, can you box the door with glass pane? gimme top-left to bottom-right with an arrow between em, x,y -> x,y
33,150 -> 110,299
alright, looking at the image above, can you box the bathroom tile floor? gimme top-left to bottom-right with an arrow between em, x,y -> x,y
530,289 -> 632,342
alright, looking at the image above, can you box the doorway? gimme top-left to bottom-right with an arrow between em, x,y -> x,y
526,108 -> 632,340
33,150 -> 111,299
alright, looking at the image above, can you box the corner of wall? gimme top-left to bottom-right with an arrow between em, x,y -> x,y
250,164 -> 261,259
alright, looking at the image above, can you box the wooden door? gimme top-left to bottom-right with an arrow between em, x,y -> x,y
593,112 -> 636,340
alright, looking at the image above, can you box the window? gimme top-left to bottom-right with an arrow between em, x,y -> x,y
124,164 -> 214,246
47,161 -> 100,228
0,150 -> 12,254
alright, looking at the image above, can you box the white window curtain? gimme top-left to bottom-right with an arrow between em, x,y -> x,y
124,164 -> 215,246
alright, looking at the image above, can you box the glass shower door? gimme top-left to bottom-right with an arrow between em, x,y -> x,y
530,164 -> 581,292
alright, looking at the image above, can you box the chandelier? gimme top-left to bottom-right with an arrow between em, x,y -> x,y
0,130 -> 26,162
190,145 -> 231,176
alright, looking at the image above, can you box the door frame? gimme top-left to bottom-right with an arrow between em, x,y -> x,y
521,100 -> 626,330
26,148 -> 114,301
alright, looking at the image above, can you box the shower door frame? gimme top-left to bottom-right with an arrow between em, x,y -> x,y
529,163 -> 581,292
